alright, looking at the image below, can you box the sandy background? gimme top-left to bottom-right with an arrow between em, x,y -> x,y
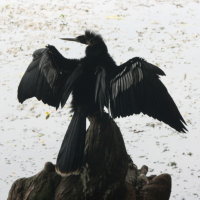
0,0 -> 200,199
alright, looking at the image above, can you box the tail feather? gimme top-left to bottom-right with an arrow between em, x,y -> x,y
56,111 -> 86,175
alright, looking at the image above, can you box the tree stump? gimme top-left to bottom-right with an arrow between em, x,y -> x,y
7,113 -> 172,200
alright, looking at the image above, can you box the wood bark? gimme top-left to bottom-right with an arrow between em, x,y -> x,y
7,113 -> 171,200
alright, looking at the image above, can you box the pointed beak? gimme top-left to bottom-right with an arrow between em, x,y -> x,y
60,38 -> 78,42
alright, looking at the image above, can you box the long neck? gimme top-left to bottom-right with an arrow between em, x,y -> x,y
85,43 -> 116,72
85,39 -> 108,59
84,33 -> 116,70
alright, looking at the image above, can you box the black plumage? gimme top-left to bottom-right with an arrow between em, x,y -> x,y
18,30 -> 187,174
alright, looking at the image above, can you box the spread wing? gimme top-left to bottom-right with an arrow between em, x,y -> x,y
18,45 -> 80,109
109,57 -> 187,133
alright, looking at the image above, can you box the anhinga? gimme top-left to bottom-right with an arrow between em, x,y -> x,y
18,30 -> 187,175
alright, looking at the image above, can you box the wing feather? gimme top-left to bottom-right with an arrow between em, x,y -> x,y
18,45 -> 79,109
94,67 -> 108,113
110,57 -> 187,132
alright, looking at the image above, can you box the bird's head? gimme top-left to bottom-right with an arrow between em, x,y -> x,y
61,30 -> 108,57
60,30 -> 104,46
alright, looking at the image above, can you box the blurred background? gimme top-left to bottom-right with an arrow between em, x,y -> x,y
0,0 -> 200,199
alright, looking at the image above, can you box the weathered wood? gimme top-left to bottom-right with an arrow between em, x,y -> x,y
7,113 -> 171,200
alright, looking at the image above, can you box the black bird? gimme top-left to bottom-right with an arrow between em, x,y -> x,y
18,30 -> 187,175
